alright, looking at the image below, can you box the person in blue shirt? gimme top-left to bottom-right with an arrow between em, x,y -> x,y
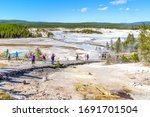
15,51 -> 19,60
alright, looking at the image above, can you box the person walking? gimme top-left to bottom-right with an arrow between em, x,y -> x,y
8,53 -> 11,61
51,53 -> 55,65
86,54 -> 89,61
76,54 -> 79,61
15,51 -> 19,60
31,53 -> 36,64
5,49 -> 9,59
42,54 -> 46,63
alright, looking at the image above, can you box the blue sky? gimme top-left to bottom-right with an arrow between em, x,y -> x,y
0,0 -> 149,23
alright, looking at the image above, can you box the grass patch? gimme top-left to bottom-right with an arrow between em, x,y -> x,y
0,91 -> 12,100
76,84 -> 124,100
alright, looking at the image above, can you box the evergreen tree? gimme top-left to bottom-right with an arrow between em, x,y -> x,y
138,28 -> 150,63
47,32 -> 54,37
114,37 -> 122,53
123,33 -> 136,52
0,24 -> 33,38
35,48 -> 42,60
110,39 -> 114,51
106,42 -> 110,50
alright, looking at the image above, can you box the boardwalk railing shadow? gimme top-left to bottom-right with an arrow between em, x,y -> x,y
23,75 -> 42,79
0,59 -> 104,79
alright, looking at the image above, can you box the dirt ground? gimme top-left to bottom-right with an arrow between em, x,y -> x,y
0,62 -> 150,100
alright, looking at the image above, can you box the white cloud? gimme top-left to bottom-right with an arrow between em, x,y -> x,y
80,8 -> 88,13
125,8 -> 130,11
110,0 -> 127,5
97,7 -> 108,11
120,7 -> 130,11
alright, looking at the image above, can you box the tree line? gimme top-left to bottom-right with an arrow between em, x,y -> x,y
64,29 -> 103,34
0,20 -> 142,29
0,24 -> 33,38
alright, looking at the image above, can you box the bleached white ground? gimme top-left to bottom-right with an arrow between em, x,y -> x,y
0,28 -> 140,61
57,63 -> 150,100
52,28 -> 140,44
0,28 -> 150,100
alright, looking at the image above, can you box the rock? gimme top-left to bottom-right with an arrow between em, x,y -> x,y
89,72 -> 92,75
23,80 -> 27,85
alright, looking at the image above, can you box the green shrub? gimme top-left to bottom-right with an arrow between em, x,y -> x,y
0,52 -> 5,59
81,29 -> 102,34
120,55 -> 130,63
55,61 -> 62,68
24,53 -> 29,59
48,32 -> 54,37
36,33 -> 42,37
130,53 -> 139,62
120,53 -> 140,63
105,54 -> 111,65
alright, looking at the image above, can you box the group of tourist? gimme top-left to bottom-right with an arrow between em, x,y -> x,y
3,49 -> 93,65
3,49 -> 56,65
4,49 -> 19,61
29,53 -> 55,65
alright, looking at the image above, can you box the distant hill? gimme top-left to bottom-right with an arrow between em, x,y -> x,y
0,20 -> 29,24
131,21 -> 150,25
0,20 -> 149,29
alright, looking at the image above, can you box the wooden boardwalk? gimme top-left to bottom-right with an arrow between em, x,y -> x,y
0,60 -> 103,79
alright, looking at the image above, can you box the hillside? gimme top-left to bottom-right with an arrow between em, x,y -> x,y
0,20 -> 149,29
